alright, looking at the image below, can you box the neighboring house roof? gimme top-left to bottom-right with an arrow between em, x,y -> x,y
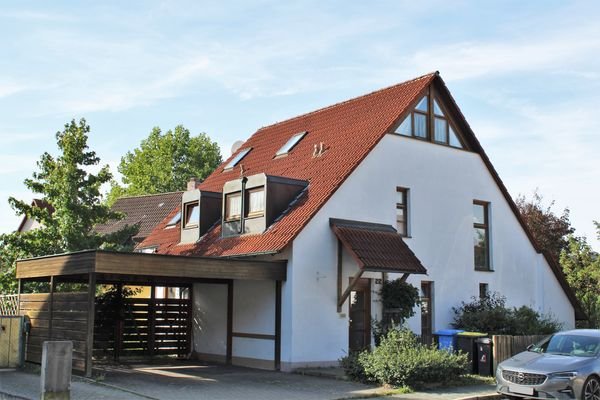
95,192 -> 182,243
139,71 -> 585,319
16,199 -> 54,233
330,218 -> 427,274
140,72 -> 437,256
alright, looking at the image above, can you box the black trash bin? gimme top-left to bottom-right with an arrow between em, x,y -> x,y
476,337 -> 493,376
456,332 -> 487,373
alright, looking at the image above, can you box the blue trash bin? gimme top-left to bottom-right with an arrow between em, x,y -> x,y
434,329 -> 464,352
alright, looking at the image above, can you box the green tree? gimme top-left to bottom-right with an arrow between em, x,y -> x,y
516,190 -> 574,261
560,230 -> 600,328
107,125 -> 221,204
0,119 -> 137,293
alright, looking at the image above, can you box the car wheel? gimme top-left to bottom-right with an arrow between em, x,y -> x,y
583,376 -> 600,400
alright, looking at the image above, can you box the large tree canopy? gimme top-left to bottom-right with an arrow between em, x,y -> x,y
0,119 -> 136,293
107,125 -> 221,204
516,190 -> 574,261
561,229 -> 600,328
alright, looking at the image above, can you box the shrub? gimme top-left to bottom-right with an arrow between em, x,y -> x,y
339,351 -> 371,383
357,328 -> 468,388
451,292 -> 562,335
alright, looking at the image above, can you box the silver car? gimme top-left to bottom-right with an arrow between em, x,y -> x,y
496,329 -> 600,400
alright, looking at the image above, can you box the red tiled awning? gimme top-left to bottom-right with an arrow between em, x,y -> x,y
330,218 -> 427,274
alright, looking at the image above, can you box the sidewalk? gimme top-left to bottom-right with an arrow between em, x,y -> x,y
0,366 -> 501,400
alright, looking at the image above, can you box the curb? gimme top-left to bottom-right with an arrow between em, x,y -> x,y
455,394 -> 502,400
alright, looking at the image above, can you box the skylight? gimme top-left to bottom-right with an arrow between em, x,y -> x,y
224,147 -> 252,170
166,211 -> 181,227
275,131 -> 307,156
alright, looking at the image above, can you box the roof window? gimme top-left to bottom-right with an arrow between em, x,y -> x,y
224,147 -> 252,170
165,211 -> 181,228
275,131 -> 307,156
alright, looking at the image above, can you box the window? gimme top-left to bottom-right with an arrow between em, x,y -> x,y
275,131 -> 307,156
394,93 -> 463,149
247,187 -> 265,216
225,192 -> 242,220
224,147 -> 252,170
479,283 -> 489,299
473,201 -> 490,270
165,211 -> 181,228
183,202 -> 199,228
396,187 -> 409,237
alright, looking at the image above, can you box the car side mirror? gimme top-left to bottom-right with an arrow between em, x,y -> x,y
526,344 -> 533,351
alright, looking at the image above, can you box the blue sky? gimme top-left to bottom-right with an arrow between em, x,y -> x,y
0,1 -> 598,249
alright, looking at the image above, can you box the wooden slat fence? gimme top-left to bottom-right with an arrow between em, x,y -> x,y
19,292 -> 89,372
492,334 -> 549,371
95,297 -> 191,359
0,295 -> 18,316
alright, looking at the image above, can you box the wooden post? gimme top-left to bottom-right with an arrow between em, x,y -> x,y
274,281 -> 282,371
337,240 -> 343,312
338,269 -> 364,310
226,280 -> 233,364
149,284 -> 156,357
85,273 -> 96,378
48,276 -> 55,340
115,283 -> 123,361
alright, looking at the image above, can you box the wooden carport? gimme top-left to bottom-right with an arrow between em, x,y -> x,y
16,250 -> 286,377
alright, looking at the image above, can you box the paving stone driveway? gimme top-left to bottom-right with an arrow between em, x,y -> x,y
96,362 -> 381,400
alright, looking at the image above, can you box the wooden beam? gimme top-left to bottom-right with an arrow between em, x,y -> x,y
226,280 -> 233,365
338,269 -> 364,309
16,251 -> 95,279
48,276 -> 55,339
275,280 -> 282,371
400,273 -> 409,282
85,273 -> 96,378
337,240 -> 343,313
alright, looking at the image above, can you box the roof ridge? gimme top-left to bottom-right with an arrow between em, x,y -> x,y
115,191 -> 183,200
256,72 -> 438,132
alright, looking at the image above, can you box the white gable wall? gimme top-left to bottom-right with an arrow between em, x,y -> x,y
286,133 -> 574,368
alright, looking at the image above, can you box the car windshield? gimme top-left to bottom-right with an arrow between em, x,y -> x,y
530,334 -> 600,358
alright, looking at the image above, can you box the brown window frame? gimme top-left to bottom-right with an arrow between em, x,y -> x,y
396,187 -> 409,237
479,283 -> 489,299
245,187 -> 265,218
473,200 -> 491,271
392,86 -> 465,149
225,192 -> 242,221
182,202 -> 199,229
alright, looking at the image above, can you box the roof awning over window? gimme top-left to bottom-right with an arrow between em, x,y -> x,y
330,218 -> 427,274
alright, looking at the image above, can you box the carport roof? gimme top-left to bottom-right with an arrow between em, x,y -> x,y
16,250 -> 286,282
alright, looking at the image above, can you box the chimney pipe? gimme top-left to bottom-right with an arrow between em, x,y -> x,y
187,177 -> 198,191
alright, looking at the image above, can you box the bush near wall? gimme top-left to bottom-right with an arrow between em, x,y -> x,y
451,292 -> 562,335
340,328 -> 469,388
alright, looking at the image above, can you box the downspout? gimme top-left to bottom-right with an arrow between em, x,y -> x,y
238,176 -> 248,234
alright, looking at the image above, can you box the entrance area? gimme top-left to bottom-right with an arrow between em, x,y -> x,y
348,278 -> 371,352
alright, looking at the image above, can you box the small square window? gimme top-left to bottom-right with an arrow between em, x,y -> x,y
479,283 -> 489,299
226,192 -> 242,220
247,188 -> 265,216
183,202 -> 199,228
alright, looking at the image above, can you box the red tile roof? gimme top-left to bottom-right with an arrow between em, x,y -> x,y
139,72 -> 435,256
330,218 -> 427,274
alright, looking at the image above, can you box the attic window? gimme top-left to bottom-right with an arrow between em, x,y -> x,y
224,147 -> 252,170
275,131 -> 307,156
394,93 -> 464,149
225,192 -> 242,220
165,211 -> 181,228
183,202 -> 199,228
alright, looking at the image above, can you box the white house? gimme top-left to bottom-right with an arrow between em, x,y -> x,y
138,71 -> 584,372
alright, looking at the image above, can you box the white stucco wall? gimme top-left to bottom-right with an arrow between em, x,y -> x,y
286,133 -> 575,367
193,283 -> 228,358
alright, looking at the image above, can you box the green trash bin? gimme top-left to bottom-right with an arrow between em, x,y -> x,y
456,332 -> 487,373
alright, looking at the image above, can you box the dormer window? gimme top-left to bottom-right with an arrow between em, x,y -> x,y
224,147 -> 251,170
247,187 -> 265,216
165,211 -> 181,228
183,202 -> 199,228
394,92 -> 464,149
225,192 -> 241,220
275,131 -> 307,157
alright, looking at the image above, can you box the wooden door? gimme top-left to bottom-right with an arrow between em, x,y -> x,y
349,278 -> 371,352
421,281 -> 433,345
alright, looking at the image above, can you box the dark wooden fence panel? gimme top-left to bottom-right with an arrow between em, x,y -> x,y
94,297 -> 191,360
492,335 -> 549,371
19,292 -> 89,373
